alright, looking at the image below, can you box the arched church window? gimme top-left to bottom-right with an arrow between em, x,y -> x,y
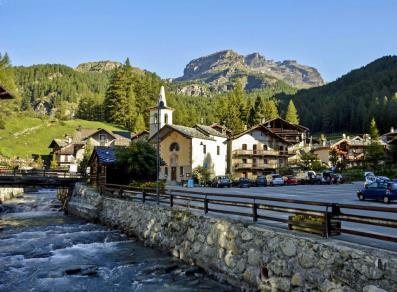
170,142 -> 180,152
164,113 -> 169,124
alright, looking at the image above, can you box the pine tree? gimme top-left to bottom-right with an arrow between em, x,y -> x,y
285,100 -> 299,124
369,117 -> 380,140
263,98 -> 279,121
133,114 -> 146,132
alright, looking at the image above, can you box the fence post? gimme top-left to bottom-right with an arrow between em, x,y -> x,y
142,189 -> 146,203
252,199 -> 258,222
119,187 -> 123,199
204,195 -> 208,214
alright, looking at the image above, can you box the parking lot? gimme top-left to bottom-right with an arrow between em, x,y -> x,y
168,182 -> 397,251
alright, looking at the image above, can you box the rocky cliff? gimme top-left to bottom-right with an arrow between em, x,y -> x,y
75,60 -> 122,73
173,50 -> 324,95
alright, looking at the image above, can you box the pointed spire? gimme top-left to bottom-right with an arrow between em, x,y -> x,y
159,86 -> 167,107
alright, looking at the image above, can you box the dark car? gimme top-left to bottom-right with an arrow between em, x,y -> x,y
254,175 -> 267,187
357,181 -> 397,204
284,175 -> 298,185
211,176 -> 232,188
235,177 -> 251,188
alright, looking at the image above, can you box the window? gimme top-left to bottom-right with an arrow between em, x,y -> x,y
99,134 -> 107,145
164,113 -> 169,124
263,158 -> 268,164
242,158 -> 247,163
170,142 -> 180,151
253,158 -> 257,167
252,171 -> 257,175
278,158 -> 283,166
203,145 -> 207,154
180,166 -> 184,176
217,146 -> 220,155
279,145 -> 284,151
164,167 -> 168,176
253,145 -> 257,154
263,145 -> 268,151
242,144 -> 247,150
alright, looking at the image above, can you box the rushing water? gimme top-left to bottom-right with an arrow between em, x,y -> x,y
0,190 -> 235,291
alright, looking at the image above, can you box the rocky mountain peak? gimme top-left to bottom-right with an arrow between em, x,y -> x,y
75,60 -> 122,73
175,50 -> 324,95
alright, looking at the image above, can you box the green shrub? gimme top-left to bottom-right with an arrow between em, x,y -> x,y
129,181 -> 166,192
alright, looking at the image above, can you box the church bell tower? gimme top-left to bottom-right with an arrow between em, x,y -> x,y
149,86 -> 174,138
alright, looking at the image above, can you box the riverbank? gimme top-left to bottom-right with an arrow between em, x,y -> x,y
0,187 -> 23,203
0,189 -> 233,291
68,183 -> 397,291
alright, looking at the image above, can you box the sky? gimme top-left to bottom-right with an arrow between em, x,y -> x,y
1,0 -> 397,82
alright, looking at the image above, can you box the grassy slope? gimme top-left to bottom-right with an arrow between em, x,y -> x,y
0,113 -> 123,158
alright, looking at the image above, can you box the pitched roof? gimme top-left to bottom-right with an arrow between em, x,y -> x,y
149,124 -> 214,142
262,117 -> 309,132
194,124 -> 228,138
90,146 -> 116,165
112,131 -> 132,139
81,128 -> 117,141
131,130 -> 149,140
229,125 -> 291,144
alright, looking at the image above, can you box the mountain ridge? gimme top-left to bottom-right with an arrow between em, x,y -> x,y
172,50 -> 324,95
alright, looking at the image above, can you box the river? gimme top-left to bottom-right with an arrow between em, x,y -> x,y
0,189 -> 235,291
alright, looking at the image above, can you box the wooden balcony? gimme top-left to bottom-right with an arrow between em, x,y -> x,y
234,162 -> 278,170
233,149 -> 280,156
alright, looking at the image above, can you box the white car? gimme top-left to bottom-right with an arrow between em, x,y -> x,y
268,174 -> 284,186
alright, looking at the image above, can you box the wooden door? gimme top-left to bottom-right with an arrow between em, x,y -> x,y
253,144 -> 257,154
171,167 -> 177,181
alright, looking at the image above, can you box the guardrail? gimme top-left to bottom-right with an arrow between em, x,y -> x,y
0,169 -> 82,178
102,183 -> 397,243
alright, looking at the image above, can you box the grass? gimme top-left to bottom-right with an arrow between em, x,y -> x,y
0,113 -> 123,158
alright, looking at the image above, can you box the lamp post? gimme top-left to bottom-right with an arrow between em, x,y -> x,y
156,100 -> 166,204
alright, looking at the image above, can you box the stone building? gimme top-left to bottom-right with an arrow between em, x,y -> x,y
49,128 -> 131,169
149,86 -> 228,184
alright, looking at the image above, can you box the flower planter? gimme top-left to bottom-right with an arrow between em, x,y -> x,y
288,213 -> 341,237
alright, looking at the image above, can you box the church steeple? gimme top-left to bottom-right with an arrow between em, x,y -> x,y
159,86 -> 167,107
148,86 -> 174,138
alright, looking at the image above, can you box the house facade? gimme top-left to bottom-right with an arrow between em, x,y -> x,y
49,128 -> 131,169
313,135 -> 375,167
149,87 -> 227,183
228,125 -> 290,178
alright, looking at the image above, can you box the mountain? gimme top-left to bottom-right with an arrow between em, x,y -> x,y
172,50 -> 324,95
278,56 -> 397,134
75,60 -> 122,73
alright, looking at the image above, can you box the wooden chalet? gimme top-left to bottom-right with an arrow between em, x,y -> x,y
88,147 -> 116,188
262,117 -> 309,145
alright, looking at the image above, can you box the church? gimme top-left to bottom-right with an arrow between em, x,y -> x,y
148,87 -> 228,184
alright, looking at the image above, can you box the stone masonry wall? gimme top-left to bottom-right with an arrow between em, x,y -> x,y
0,187 -> 23,203
68,184 -> 397,291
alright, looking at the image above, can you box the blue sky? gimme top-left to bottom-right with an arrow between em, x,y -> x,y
1,0 -> 396,82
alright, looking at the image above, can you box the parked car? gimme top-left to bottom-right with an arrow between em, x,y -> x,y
235,177 -> 251,188
266,174 -> 284,186
254,175 -> 267,187
296,171 -> 317,184
330,173 -> 345,184
284,175 -> 298,185
357,181 -> 397,204
318,171 -> 332,184
211,176 -> 232,188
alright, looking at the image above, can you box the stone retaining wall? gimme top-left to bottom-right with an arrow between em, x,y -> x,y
0,187 -> 23,203
68,184 -> 397,291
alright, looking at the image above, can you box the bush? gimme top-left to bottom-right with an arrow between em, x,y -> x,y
129,181 -> 166,192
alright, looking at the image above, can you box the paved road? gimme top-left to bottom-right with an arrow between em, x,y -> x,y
164,182 -> 397,252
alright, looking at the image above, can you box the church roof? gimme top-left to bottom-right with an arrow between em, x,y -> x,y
194,124 -> 228,138
149,124 -> 215,142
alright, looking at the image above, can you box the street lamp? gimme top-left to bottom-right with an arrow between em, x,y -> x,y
156,100 -> 166,204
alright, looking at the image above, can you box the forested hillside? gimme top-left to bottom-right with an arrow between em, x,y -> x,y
279,56 -> 397,134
